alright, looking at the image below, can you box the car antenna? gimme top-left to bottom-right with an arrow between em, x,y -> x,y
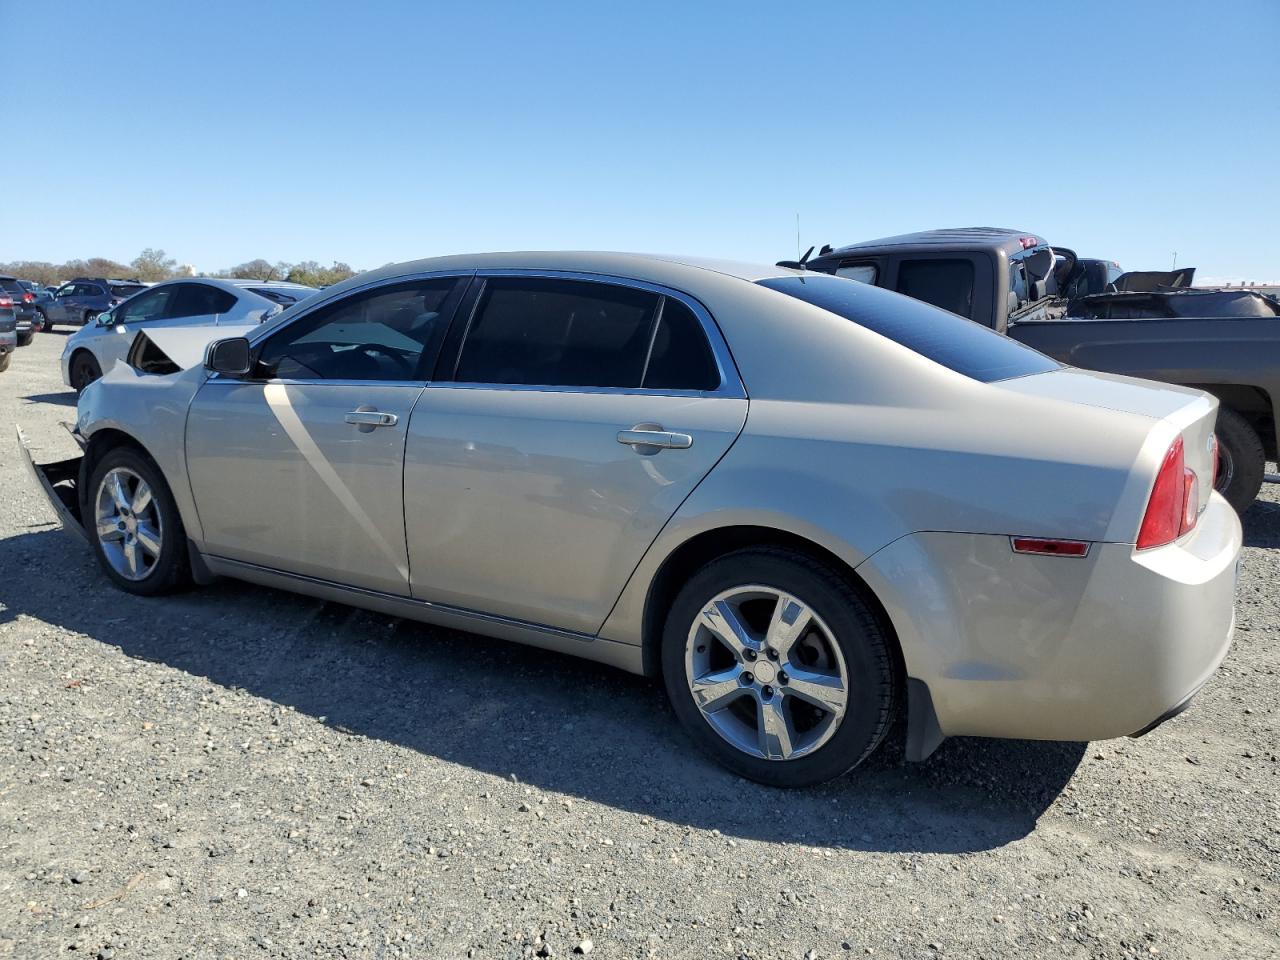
776,246 -> 815,271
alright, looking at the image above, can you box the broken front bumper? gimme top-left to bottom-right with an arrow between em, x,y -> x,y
16,423 -> 87,540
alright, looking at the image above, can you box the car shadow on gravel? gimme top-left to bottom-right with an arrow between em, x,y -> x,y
0,529 -> 1087,855
20,392 -> 77,407
1241,497 -> 1280,548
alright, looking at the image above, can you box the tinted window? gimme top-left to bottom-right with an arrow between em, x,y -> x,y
0,279 -> 23,294
757,275 -> 1059,383
896,259 -> 975,318
455,278 -> 659,388
116,287 -> 175,324
257,278 -> 457,382
834,263 -> 878,284
110,283 -> 147,298
642,297 -> 719,391
249,286 -> 314,305
168,283 -> 237,318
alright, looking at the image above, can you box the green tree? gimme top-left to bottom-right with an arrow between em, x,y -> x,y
131,248 -> 177,282
222,259 -> 282,281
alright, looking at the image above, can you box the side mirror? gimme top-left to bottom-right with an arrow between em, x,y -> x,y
96,309 -> 116,327
205,337 -> 252,377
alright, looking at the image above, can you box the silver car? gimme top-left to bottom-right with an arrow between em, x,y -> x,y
60,277 -> 317,393
22,253 -> 1240,787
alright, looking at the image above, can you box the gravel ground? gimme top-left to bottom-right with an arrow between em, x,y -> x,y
1,331 -> 1277,960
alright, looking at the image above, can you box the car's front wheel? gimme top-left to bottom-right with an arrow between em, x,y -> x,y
86,446 -> 190,595
70,351 -> 102,393
1214,406 -> 1264,514
36,309 -> 51,332
662,548 -> 899,787
0,351 -> 10,373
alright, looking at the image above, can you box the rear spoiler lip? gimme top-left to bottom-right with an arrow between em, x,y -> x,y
16,422 -> 88,541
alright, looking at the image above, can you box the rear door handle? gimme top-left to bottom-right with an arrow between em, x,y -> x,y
617,425 -> 693,450
345,409 -> 399,429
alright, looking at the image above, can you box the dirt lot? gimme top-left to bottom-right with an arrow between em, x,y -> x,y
0,331 -> 1277,960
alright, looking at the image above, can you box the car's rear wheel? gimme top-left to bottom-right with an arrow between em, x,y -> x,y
83,310 -> 98,326
1214,406 -> 1264,514
70,351 -> 102,393
661,547 -> 898,787
36,309 -> 51,332
0,351 -> 10,373
87,447 -> 190,596
17,330 -> 33,347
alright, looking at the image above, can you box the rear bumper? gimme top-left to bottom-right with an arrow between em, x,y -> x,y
860,493 -> 1241,747
16,424 -> 87,540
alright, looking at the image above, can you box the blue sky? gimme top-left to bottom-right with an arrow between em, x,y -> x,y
4,0 -> 1278,281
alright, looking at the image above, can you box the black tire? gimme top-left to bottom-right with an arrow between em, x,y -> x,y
36,309 -> 51,332
0,351 -> 10,373
661,547 -> 899,787
70,351 -> 102,394
83,310 -> 98,326
1215,406 -> 1264,514
17,330 -> 33,347
85,446 -> 191,596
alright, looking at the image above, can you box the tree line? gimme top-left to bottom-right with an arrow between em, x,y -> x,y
0,249 -> 359,289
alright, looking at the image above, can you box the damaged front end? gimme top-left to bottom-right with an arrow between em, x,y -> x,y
17,422 -> 88,540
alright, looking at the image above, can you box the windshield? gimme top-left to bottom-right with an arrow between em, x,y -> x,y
758,274 -> 1060,383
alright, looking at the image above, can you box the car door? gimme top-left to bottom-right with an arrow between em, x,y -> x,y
404,273 -> 749,635
184,276 -> 467,595
50,283 -> 80,323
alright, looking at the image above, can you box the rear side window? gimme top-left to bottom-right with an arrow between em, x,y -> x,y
757,274 -> 1059,383
834,263 -> 878,284
169,283 -> 238,318
642,298 -> 720,391
110,283 -> 146,298
896,258 -> 975,319
455,278 -> 660,388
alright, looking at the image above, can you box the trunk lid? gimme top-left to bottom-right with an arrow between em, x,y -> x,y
998,367 -> 1219,522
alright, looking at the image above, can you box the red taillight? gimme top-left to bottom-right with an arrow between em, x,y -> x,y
0,297 -> 11,308
21,292 -> 34,303
1011,537 -> 1090,557
1137,436 -> 1201,550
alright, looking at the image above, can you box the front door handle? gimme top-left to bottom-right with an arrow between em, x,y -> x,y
617,425 -> 693,451
345,409 -> 399,431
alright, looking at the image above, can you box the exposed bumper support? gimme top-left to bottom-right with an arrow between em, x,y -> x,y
16,423 -> 87,540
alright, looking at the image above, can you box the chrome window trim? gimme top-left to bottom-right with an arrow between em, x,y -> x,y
453,269 -> 746,400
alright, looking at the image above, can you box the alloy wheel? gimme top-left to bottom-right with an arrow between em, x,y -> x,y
684,585 -> 849,761
94,467 -> 163,581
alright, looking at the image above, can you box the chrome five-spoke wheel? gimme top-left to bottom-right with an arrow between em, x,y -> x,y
686,585 -> 849,761
94,467 -> 164,581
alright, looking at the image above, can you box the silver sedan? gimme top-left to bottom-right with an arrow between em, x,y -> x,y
25,252 -> 1240,786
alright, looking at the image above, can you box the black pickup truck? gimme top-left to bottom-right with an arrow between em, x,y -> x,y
800,228 -> 1280,512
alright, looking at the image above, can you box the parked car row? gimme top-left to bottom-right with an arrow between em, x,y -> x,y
20,250 -> 1241,787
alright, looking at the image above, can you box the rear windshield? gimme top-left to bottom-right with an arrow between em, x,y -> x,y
0,279 -> 23,294
249,286 -> 315,305
110,283 -> 147,298
758,274 -> 1060,383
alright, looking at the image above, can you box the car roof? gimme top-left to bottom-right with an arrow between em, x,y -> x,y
822,227 -> 1044,258
326,251 -> 803,297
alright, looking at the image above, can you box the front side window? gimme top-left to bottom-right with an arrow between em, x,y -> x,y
116,287 -> 175,324
256,278 -> 458,382
454,278 -> 660,388
896,258 -> 975,319
758,274 -> 1059,383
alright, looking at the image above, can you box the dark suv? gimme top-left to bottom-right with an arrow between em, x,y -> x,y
41,278 -> 149,331
0,276 -> 38,345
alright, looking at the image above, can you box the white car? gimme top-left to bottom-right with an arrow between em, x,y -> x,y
61,277 -> 318,392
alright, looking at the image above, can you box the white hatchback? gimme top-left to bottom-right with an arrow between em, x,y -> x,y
61,277 -> 317,392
